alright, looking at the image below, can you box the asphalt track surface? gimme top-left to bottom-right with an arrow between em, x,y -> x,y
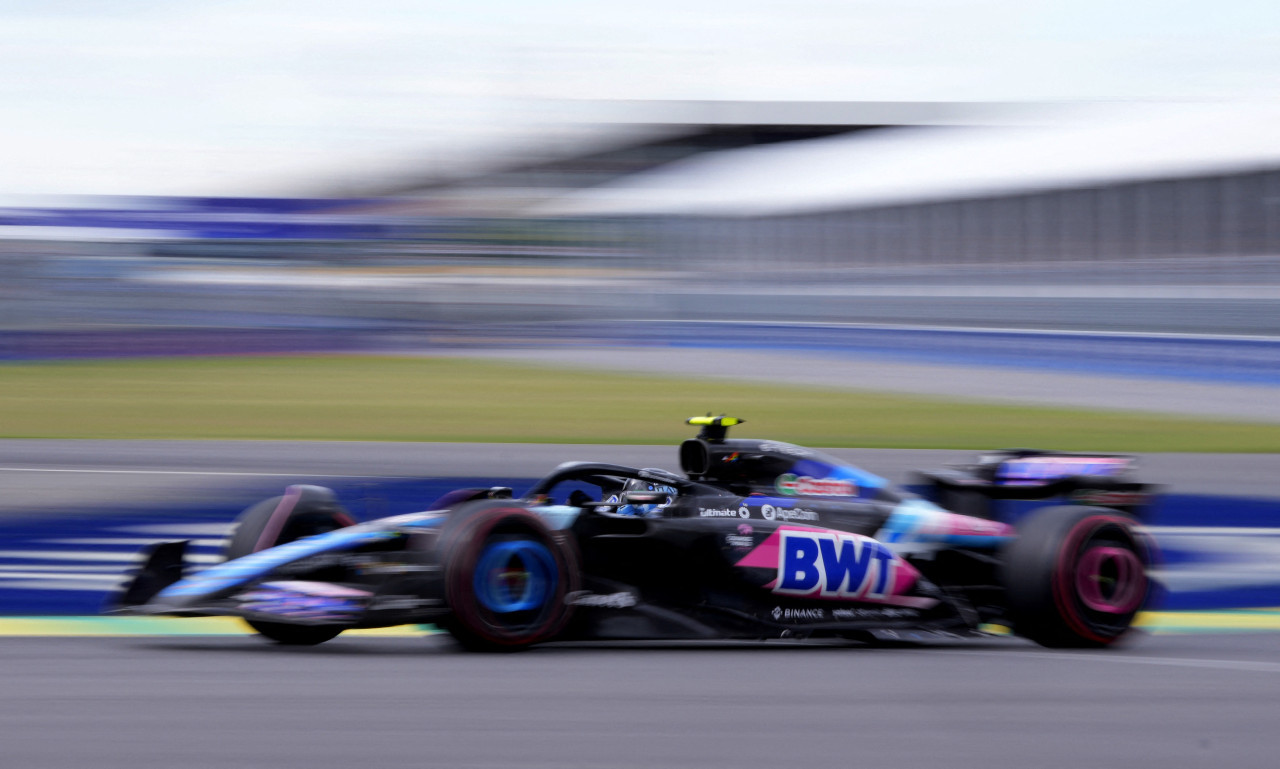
4,439 -> 1280,513
6,633 -> 1280,769
3,441 -> 1280,768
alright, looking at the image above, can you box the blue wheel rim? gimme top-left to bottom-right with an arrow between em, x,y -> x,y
473,540 -> 557,614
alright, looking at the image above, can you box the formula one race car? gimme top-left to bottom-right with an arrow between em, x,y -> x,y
111,417 -> 1155,651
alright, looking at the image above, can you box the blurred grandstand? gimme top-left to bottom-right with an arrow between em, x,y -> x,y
4,100 -> 1280,359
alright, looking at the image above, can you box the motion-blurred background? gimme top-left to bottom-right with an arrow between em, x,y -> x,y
5,0 -> 1280,617
7,8 -> 1280,768
3,1 -> 1280,357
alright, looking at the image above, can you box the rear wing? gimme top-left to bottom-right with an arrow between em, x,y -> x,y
914,450 -> 1156,521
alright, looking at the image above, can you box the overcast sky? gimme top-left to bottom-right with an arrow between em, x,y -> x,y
2,0 -> 1278,197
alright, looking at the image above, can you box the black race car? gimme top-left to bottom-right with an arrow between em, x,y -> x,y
111,417 -> 1154,650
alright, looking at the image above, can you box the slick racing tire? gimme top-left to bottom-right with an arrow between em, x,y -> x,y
438,504 -> 579,652
225,485 -> 357,559
224,485 -> 356,646
1002,506 -> 1150,648
233,619 -> 344,646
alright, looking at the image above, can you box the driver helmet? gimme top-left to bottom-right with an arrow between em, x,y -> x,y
616,478 -> 676,517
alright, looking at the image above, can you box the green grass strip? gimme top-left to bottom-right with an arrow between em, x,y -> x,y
2,355 -> 1280,451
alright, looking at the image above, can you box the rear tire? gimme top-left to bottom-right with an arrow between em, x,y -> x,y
224,485 -> 356,646
1002,506 -> 1150,648
438,504 -> 578,652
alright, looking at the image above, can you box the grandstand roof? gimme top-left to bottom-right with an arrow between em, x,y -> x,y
538,102 -> 1280,217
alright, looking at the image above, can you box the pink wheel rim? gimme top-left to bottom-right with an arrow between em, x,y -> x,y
1075,545 -> 1145,614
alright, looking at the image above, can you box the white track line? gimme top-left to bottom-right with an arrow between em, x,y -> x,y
0,467 -> 398,478
0,550 -> 221,564
41,538 -> 226,548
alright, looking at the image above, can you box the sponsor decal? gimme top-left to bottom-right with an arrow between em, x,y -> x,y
735,525 -> 937,609
237,581 -> 370,621
759,441 -> 814,458
771,606 -> 827,622
999,456 -> 1129,483
565,591 -> 637,609
775,473 -> 858,498
726,522 -> 756,549
739,505 -> 751,519
757,502 -> 818,522
700,507 -> 741,518
784,509 -> 819,522
774,530 -> 897,600
1072,490 -> 1149,506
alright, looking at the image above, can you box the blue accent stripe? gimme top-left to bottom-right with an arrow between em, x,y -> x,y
791,457 -> 888,491
158,523 -> 427,599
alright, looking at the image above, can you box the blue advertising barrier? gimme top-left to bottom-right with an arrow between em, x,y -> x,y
6,321 -> 1280,386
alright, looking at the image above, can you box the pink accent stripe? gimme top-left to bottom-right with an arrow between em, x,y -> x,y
928,512 -> 1013,538
254,485 -> 302,552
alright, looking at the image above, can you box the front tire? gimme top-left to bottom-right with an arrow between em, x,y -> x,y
438,504 -> 578,652
1002,506 -> 1150,648
225,485 -> 356,646
225,485 -> 355,559
241,620 -> 345,646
